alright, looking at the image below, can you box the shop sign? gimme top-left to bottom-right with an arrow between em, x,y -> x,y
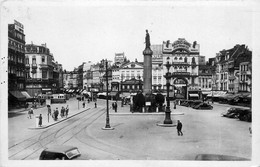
173,72 -> 190,76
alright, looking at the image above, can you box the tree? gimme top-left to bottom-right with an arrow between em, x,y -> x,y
155,93 -> 165,112
133,92 -> 145,112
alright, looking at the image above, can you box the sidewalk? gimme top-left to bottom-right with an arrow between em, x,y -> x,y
28,98 -> 95,129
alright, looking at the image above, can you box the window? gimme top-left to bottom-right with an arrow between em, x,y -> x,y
42,56 -> 45,63
32,57 -> 36,64
42,70 -> 47,79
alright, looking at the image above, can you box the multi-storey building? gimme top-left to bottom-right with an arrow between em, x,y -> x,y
162,38 -> 200,99
114,52 -> 125,66
151,44 -> 164,91
215,44 -> 251,93
237,47 -> 252,92
25,43 -> 57,96
77,64 -> 84,89
56,63 -> 63,90
63,69 -> 78,89
198,63 -> 213,99
8,20 -> 27,107
52,61 -> 63,93
82,61 -> 93,90
119,61 -> 144,96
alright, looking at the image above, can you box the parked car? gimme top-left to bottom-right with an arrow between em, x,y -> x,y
193,102 -> 213,110
39,145 -> 81,160
189,100 -> 203,108
221,107 -> 243,118
238,109 -> 252,122
195,154 -> 249,161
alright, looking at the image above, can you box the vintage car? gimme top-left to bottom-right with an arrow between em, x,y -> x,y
237,109 -> 252,122
39,145 -> 81,160
193,102 -> 213,110
195,154 -> 249,161
221,107 -> 244,119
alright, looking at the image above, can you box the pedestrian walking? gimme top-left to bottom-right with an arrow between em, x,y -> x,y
177,120 -> 183,136
112,102 -> 115,110
65,105 -> 69,118
61,106 -> 65,118
47,105 -> 52,115
114,102 -> 118,113
38,114 -> 42,127
95,102 -> 97,108
53,108 -> 59,121
83,101 -> 85,108
28,108 -> 34,119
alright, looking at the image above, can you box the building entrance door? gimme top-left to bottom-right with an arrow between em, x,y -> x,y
173,78 -> 188,99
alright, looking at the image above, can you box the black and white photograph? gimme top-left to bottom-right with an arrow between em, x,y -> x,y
1,0 -> 260,167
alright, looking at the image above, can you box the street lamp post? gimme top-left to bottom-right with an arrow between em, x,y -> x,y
101,59 -> 114,130
163,57 -> 173,124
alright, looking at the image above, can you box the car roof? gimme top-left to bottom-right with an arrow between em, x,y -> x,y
43,145 -> 78,154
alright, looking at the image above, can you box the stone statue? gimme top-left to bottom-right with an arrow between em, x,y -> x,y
145,29 -> 151,49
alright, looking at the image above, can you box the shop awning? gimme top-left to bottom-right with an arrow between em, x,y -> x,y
9,91 -> 26,101
110,92 -> 118,96
207,91 -> 227,97
21,91 -> 33,99
97,92 -> 107,96
189,94 -> 199,97
122,92 -> 130,97
202,91 -> 211,95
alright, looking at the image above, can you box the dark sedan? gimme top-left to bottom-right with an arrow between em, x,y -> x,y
221,107 -> 244,119
193,102 -> 213,110
39,145 -> 81,160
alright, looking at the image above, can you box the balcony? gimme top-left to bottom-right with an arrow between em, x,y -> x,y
171,62 -> 189,66
239,80 -> 248,84
172,72 -> 190,77
31,69 -> 37,73
31,64 -> 37,69
25,64 -> 30,69
40,64 -> 49,69
241,71 -> 251,75
228,83 -> 234,89
191,62 -> 196,68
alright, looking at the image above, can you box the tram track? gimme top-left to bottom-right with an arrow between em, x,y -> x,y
9,107 -> 105,160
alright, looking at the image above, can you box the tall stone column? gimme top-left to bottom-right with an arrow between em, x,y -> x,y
143,48 -> 153,95
143,29 -> 153,95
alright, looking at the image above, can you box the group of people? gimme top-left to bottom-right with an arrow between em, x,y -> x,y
50,105 -> 69,121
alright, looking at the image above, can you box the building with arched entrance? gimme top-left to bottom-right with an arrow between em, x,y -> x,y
162,38 -> 201,100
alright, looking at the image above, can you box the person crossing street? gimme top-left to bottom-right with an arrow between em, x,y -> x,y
177,120 -> 183,136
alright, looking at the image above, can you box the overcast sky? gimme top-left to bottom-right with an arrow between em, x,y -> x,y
2,1 -> 254,71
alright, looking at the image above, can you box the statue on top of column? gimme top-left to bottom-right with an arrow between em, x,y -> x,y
145,29 -> 151,49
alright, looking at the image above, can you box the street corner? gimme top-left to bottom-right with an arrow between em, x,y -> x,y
27,108 -> 91,130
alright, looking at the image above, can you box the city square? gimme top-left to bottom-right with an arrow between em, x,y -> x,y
1,1 -> 260,167
8,98 -> 251,160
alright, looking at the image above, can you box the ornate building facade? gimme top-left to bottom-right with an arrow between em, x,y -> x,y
161,38 -> 201,99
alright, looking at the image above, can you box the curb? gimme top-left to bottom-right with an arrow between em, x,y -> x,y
28,108 -> 91,130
